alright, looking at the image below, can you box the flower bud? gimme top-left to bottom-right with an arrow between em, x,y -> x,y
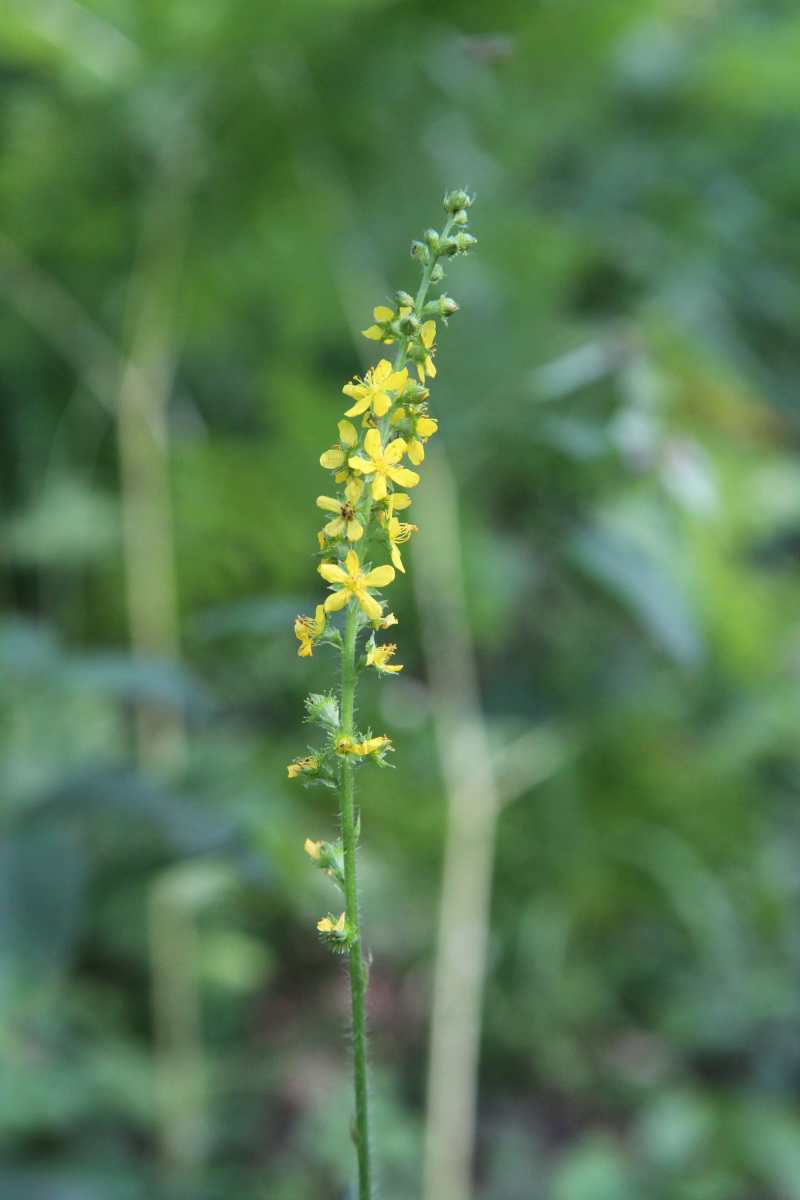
393,290 -> 414,308
400,380 -> 429,404
455,232 -> 477,252
438,295 -> 459,316
305,691 -> 340,730
410,240 -> 430,264
398,313 -> 420,336
424,228 -> 440,252
438,236 -> 459,257
444,189 -> 472,212
430,263 -> 444,283
453,209 -> 469,226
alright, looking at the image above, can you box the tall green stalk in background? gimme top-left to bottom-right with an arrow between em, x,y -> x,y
289,191 -> 476,1198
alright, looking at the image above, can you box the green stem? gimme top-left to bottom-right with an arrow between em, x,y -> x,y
339,602 -> 371,1199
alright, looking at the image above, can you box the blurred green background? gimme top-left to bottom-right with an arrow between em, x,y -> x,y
3,1 -> 800,1197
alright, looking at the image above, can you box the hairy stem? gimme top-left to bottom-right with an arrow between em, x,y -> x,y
339,603 -> 372,1199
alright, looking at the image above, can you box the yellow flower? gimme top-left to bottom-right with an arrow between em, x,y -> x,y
318,549 -> 395,620
361,305 -> 396,342
320,419 -> 359,479
317,912 -> 347,935
294,605 -> 326,657
379,612 -> 398,628
417,321 -> 437,381
335,734 -> 392,756
287,754 -> 319,778
367,644 -> 402,674
343,360 -> 409,419
348,428 -> 420,502
304,838 -> 324,860
316,478 -> 365,541
386,516 -> 417,573
407,415 -> 438,465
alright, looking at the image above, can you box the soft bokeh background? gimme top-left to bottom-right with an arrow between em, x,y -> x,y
4,1 -> 800,1197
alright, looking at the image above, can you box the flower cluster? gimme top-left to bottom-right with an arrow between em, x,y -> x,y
289,190 -> 476,951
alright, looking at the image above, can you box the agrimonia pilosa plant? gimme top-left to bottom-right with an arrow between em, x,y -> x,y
288,190 -> 476,1198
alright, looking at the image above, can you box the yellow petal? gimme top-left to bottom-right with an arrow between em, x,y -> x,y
348,455 -> 373,474
372,474 -> 388,502
363,563 -> 395,588
385,368 -> 409,392
426,358 -> 437,378
338,419 -> 358,445
323,517 -> 345,538
372,392 -> 392,417
305,839 -> 323,860
390,492 -> 412,510
347,518 -> 364,541
384,438 -> 407,465
345,478 -> 364,504
374,359 -> 393,382
316,495 -> 341,512
421,320 -> 436,348
417,417 -> 438,437
374,306 -> 394,322
362,326 -> 386,341
318,562 -> 348,584
345,549 -> 360,575
359,592 -> 383,620
389,467 -> 420,488
363,428 -> 382,460
320,447 -> 346,469
345,395 -> 371,418
342,381 -> 365,400
407,439 -> 424,465
390,543 -> 404,573
324,590 -> 351,613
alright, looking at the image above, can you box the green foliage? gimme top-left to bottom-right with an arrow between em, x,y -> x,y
3,0 -> 800,1196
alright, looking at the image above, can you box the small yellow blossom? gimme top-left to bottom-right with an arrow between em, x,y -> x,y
304,838 -> 324,860
367,644 -> 402,674
336,734 -> 392,756
348,428 -> 420,502
319,549 -> 395,620
317,912 -> 347,935
343,360 -> 409,419
408,415 -> 438,464
294,605 -> 326,657
386,516 -> 417,573
316,478 -> 365,541
416,321 -> 437,381
320,419 -> 359,478
361,305 -> 396,342
287,754 -> 319,779
379,612 -> 398,628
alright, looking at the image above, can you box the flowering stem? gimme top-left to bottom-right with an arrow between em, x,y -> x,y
339,601 -> 372,1200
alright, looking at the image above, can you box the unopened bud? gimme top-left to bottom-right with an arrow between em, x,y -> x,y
305,691 -> 340,730
410,240 -> 430,264
438,295 -> 459,316
400,380 -> 429,404
438,236 -> 459,257
393,290 -> 414,308
430,263 -> 444,283
453,209 -> 469,226
424,228 -> 440,252
455,232 -> 477,252
444,189 -> 472,213
398,313 -> 420,336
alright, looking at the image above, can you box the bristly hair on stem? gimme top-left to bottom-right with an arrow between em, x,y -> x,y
288,189 -> 476,1199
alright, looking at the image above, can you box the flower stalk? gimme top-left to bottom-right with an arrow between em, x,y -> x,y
288,190 -> 476,1197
